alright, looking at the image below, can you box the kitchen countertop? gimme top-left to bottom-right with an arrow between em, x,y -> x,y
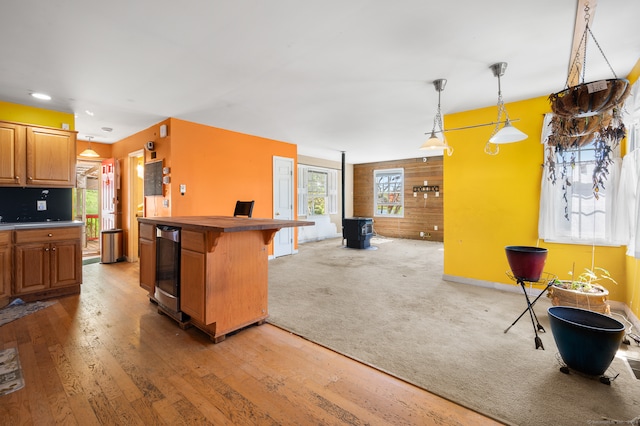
0,220 -> 84,231
138,216 -> 313,232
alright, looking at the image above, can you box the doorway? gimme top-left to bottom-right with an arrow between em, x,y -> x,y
74,160 -> 101,260
128,150 -> 145,262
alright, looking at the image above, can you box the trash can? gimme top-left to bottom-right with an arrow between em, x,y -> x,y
101,229 -> 124,263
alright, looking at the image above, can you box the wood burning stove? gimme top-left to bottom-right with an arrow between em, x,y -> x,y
343,217 -> 373,249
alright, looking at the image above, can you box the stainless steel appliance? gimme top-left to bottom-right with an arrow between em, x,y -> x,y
155,225 -> 187,322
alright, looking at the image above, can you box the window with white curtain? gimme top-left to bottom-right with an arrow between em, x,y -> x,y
539,113 -> 622,246
374,168 -> 404,217
614,80 -> 640,257
297,165 -> 338,216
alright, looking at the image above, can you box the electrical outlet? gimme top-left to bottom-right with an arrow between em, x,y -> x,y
434,225 -> 438,231
37,200 -> 47,211
420,231 -> 424,237
163,199 -> 169,208
423,193 -> 427,198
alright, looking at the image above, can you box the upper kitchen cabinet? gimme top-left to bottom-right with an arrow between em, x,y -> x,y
0,120 -> 77,188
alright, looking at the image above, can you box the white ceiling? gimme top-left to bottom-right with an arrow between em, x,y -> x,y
1,0 -> 639,164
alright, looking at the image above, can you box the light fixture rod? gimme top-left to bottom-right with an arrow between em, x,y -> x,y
431,118 -> 521,134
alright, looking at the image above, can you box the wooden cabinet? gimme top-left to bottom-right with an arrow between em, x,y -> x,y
139,222 -> 156,294
180,230 -> 207,322
0,231 -> 11,304
138,216 -> 311,343
14,227 -> 82,299
179,228 -> 270,342
0,121 -> 76,187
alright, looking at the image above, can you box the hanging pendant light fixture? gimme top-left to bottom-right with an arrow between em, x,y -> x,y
79,135 -> 100,158
485,62 -> 527,155
420,78 -> 453,156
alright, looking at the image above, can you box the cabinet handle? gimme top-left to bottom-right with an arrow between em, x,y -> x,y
28,176 -> 33,180
52,247 -> 56,251
44,248 -> 49,252
48,233 -> 53,237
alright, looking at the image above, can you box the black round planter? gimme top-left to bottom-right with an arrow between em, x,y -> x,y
548,306 -> 625,376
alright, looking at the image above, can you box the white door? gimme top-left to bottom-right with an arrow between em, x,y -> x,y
273,156 -> 294,257
101,158 -> 118,230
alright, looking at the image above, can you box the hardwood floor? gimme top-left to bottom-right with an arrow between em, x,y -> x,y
0,261 -> 503,425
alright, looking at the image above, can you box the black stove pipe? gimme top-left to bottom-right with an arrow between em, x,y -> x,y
341,151 -> 346,242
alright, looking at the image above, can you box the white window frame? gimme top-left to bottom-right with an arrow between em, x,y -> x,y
539,114 -> 621,246
297,165 -> 338,217
374,168 -> 404,218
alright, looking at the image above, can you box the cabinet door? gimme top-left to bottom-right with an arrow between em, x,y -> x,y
26,126 -> 76,187
0,233 -> 11,300
180,248 -> 206,322
51,240 -> 82,288
139,223 -> 156,293
14,243 -> 50,294
0,122 -> 25,186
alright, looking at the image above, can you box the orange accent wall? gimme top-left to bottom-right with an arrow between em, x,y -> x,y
77,140 -> 113,159
169,118 -> 297,218
110,118 -> 297,258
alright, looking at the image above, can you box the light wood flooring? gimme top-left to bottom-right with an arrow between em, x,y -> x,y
0,261 -> 503,425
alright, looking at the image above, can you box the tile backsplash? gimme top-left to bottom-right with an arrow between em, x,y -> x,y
0,187 -> 72,223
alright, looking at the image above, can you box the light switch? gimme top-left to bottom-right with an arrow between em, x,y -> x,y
180,184 -> 186,195
434,225 -> 438,231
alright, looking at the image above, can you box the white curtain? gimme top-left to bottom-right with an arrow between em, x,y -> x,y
538,113 -> 557,239
615,80 -> 640,257
538,113 -> 622,244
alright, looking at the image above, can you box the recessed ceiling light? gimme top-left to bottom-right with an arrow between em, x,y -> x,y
85,110 -> 94,116
31,92 -> 51,101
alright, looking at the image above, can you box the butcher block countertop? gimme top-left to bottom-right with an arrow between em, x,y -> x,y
137,216 -> 314,232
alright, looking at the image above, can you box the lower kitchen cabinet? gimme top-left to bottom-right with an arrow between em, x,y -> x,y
13,226 -> 82,300
0,231 -> 11,303
138,222 -> 156,294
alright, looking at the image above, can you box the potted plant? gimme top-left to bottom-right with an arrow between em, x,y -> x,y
547,266 -> 617,314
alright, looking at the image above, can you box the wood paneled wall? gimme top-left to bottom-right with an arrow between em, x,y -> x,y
353,157 -> 443,241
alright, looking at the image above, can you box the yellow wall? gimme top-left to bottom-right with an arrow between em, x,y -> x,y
444,95 -> 626,302
0,101 -> 74,130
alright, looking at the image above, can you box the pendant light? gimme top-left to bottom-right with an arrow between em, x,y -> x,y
420,79 -> 453,156
79,136 -> 100,158
485,62 -> 527,155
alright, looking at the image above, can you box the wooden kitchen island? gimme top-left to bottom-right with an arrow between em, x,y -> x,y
137,216 -> 312,342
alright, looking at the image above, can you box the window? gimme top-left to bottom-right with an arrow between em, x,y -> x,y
297,166 -> 338,216
539,114 -> 621,245
374,168 -> 404,217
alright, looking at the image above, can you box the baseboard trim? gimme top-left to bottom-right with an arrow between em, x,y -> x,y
443,274 -> 640,328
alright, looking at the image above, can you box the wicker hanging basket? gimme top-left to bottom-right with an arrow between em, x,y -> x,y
549,79 -> 630,118
549,112 -> 612,137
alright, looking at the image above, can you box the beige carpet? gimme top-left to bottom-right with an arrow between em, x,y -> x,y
267,237 -> 640,426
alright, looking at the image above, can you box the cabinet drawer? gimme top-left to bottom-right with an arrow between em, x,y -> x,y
0,231 -> 9,245
15,227 -> 81,243
139,222 -> 155,241
182,230 -> 206,253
